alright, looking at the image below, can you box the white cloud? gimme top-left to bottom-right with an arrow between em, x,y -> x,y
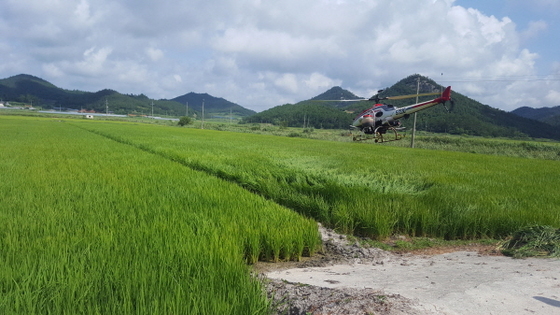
545,90 -> 560,104
74,0 -> 93,25
0,0 -> 559,111
304,73 -> 341,91
146,47 -> 164,62
208,57 -> 239,76
77,46 -> 113,75
42,63 -> 64,78
520,20 -> 548,42
552,62 -> 560,75
491,49 -> 538,77
274,73 -> 299,94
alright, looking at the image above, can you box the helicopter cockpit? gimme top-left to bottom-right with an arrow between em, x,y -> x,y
374,104 -> 395,111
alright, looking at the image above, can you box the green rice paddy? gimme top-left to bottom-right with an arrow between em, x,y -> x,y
0,116 -> 318,314
1,114 -> 559,313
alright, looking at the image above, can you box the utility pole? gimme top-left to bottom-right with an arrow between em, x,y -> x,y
106,98 -> 109,116
410,77 -> 420,148
151,101 -> 154,117
201,99 -> 205,129
186,101 -> 188,116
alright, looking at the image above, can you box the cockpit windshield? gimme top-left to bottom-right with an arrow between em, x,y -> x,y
374,104 -> 395,111
354,104 -> 396,120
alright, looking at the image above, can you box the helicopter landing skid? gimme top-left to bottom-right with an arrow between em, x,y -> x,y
352,127 -> 404,143
374,126 -> 405,143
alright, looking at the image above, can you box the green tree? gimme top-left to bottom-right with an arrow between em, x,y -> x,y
178,116 -> 193,126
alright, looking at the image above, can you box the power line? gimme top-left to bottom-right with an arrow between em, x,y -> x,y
439,75 -> 560,83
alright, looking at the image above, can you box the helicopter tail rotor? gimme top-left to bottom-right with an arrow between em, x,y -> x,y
442,98 -> 455,112
437,86 -> 454,112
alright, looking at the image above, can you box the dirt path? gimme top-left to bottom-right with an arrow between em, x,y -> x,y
259,225 -> 560,315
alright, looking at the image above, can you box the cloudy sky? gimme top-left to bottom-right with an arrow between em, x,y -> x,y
1,0 -> 559,112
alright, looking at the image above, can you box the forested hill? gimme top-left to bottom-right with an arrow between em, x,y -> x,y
0,74 -> 255,117
511,106 -> 560,127
243,74 -> 560,140
171,92 -> 256,116
240,102 -> 354,129
241,86 -> 363,129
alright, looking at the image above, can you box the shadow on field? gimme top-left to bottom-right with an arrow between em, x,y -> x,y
533,296 -> 560,308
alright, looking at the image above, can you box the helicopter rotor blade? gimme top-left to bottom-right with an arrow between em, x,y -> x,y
385,92 -> 441,100
313,91 -> 441,102
313,98 -> 369,102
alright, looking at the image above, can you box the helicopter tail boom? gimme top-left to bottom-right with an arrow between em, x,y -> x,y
438,86 -> 452,103
395,86 -> 452,116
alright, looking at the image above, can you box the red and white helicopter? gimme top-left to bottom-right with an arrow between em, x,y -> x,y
346,86 -> 453,142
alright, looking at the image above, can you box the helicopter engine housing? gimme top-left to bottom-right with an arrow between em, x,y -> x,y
361,115 -> 374,128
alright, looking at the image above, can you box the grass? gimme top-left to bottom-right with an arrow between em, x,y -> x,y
2,113 -> 560,312
0,115 -> 320,314
176,120 -> 560,161
361,236 -> 500,252
73,118 -> 560,240
8,110 -> 560,160
388,134 -> 560,160
500,225 -> 560,258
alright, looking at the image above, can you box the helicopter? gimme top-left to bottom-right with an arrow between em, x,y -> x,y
334,86 -> 454,142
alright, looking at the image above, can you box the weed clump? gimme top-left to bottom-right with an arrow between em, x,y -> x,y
500,225 -> 560,258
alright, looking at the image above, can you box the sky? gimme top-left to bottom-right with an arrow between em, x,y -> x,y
1,0 -> 559,112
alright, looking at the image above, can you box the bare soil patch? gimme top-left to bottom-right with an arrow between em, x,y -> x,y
258,225 -> 560,315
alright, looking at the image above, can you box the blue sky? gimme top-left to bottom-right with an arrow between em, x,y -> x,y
1,0 -> 559,112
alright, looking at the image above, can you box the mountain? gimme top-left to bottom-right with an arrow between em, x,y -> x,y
511,106 -> 560,127
241,86 -> 361,128
0,74 -> 57,89
243,74 -> 560,140
0,74 -> 255,117
170,92 -> 255,116
3,73 -> 559,140
310,86 -> 362,106
0,74 -> 84,108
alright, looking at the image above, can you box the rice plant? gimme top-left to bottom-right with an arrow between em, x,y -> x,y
0,116 -> 319,314
500,225 -> 560,258
76,119 -> 560,240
